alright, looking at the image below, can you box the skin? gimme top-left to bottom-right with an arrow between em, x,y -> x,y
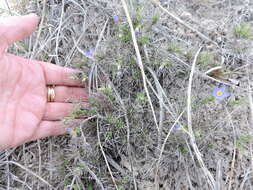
0,14 -> 88,150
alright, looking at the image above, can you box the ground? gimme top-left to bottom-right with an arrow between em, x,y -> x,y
1,0 -> 253,189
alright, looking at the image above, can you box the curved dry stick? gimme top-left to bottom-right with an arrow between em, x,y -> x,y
187,47 -> 216,189
4,161 -> 53,188
30,0 -> 47,59
120,0 -> 159,134
154,110 -> 186,190
97,120 -> 119,190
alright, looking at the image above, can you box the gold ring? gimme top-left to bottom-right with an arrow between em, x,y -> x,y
47,86 -> 55,102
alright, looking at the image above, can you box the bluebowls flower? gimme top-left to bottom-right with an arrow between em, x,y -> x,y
173,124 -> 181,131
85,48 -> 95,59
113,15 -> 119,23
212,86 -> 230,102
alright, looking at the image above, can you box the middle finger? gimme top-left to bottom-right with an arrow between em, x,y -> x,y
52,86 -> 88,103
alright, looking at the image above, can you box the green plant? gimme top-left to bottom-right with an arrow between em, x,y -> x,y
105,131 -> 113,137
133,4 -> 143,27
136,92 -> 148,104
178,145 -> 188,154
234,24 -> 252,38
239,135 -> 253,143
119,24 -> 132,43
118,186 -> 125,190
99,84 -> 113,95
122,177 -> 129,184
87,184 -> 93,190
202,97 -> 215,104
198,51 -> 213,64
167,44 -> 183,54
138,34 -> 150,45
69,72 -> 86,82
152,14 -> 160,25
64,179 -> 72,186
106,115 -> 124,128
228,100 -> 243,106
236,135 -> 253,154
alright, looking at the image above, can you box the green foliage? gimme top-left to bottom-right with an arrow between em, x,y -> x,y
81,57 -> 89,66
239,135 -> 253,143
128,57 -> 136,65
87,184 -> 93,190
122,177 -> 129,184
99,84 -> 113,95
106,115 -> 124,128
71,127 -> 81,137
185,51 -> 194,61
236,141 -> 245,153
234,24 -> 252,38
63,158 -> 70,166
64,179 -> 72,186
152,14 -> 160,25
136,92 -> 148,104
153,60 -> 172,69
118,186 -> 126,190
133,4 -> 143,27
133,71 -> 141,79
16,42 -> 29,51
236,135 -> 253,154
119,25 -> 132,43
192,96 -> 215,111
228,100 -> 242,106
75,164 -> 85,169
106,131 -> 113,137
167,44 -> 183,54
198,51 -> 213,64
73,184 -> 79,190
95,54 -> 106,61
162,60 -> 172,67
194,129 -> 202,140
178,145 -> 188,154
111,63 -> 119,78
69,72 -> 86,82
138,34 -> 150,45
202,97 -> 215,103
63,104 -> 96,124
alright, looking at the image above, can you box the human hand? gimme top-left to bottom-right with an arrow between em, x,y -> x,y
0,14 -> 88,150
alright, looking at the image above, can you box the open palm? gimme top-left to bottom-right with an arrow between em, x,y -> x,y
0,14 -> 87,149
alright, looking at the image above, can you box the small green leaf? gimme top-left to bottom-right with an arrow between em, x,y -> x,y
234,24 -> 252,39
202,97 -> 215,103
239,135 -> 253,143
228,100 -> 242,106
138,34 -> 150,45
152,14 -> 160,25
75,164 -> 85,169
167,44 -> 183,54
64,179 -> 72,186
198,51 -> 213,64
87,184 -> 93,190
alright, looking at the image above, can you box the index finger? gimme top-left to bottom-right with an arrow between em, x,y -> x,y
0,14 -> 39,54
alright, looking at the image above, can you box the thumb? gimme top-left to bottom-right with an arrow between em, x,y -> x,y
0,14 -> 39,51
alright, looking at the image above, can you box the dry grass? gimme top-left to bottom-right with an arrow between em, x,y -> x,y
1,0 -> 253,189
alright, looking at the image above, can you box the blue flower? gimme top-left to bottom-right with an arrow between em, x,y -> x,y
85,48 -> 95,59
65,127 -> 73,132
212,86 -> 230,102
135,31 -> 141,38
113,15 -> 119,23
173,124 -> 181,131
